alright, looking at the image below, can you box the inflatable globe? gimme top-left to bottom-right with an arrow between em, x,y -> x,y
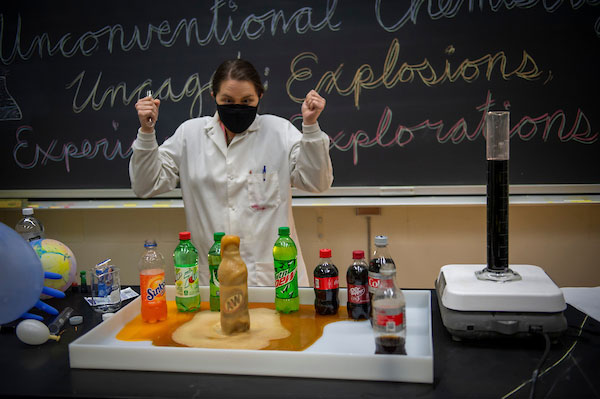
30,238 -> 77,296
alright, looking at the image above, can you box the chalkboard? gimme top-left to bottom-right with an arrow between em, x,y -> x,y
1,1 -> 598,191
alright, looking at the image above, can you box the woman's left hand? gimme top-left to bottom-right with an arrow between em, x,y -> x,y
301,90 -> 326,125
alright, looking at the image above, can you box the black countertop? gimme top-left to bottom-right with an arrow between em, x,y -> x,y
1,288 -> 598,399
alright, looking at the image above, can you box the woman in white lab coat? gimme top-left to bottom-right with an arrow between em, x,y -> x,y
130,59 -> 333,287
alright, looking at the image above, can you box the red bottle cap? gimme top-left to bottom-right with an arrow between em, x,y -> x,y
319,248 -> 332,258
179,231 -> 191,240
352,250 -> 364,259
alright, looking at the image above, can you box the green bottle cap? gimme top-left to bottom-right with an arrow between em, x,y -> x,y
214,232 -> 225,241
278,226 -> 290,235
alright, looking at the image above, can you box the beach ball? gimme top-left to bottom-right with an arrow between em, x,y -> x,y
0,222 -> 45,324
30,238 -> 77,296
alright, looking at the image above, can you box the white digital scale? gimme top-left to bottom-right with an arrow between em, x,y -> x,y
435,264 -> 568,340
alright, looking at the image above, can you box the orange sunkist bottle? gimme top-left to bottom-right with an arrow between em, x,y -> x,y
138,240 -> 167,323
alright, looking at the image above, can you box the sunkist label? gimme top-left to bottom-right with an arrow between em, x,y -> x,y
348,284 -> 369,304
140,272 -> 166,304
314,276 -> 339,290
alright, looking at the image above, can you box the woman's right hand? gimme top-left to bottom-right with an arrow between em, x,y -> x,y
135,95 -> 161,133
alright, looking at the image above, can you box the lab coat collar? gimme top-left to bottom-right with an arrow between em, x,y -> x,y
205,112 -> 260,156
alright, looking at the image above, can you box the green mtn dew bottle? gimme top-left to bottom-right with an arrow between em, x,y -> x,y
273,227 -> 299,313
208,232 -> 225,311
173,231 -> 200,312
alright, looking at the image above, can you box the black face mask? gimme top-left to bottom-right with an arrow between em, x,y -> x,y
216,103 -> 258,134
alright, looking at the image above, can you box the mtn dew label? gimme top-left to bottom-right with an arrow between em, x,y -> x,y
274,259 -> 298,299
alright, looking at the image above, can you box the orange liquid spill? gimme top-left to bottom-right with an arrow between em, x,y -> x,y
116,301 -> 352,351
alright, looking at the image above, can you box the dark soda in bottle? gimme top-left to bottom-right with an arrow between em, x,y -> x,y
346,250 -> 370,320
373,263 -> 406,355
314,249 -> 339,315
368,235 -> 396,323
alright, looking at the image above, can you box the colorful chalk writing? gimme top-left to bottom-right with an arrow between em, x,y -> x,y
287,39 -> 547,109
0,0 -> 597,188
374,0 -> 600,35
321,91 -> 598,165
13,126 -> 132,172
0,0 -> 341,65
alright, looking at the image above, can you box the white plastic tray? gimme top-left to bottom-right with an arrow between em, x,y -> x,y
69,286 -> 433,383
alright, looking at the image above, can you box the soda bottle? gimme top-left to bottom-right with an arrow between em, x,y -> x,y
138,239 -> 167,323
173,231 -> 200,312
373,263 -> 406,355
346,250 -> 370,320
273,227 -> 299,313
313,248 -> 339,315
218,235 -> 250,335
15,207 -> 45,242
208,232 -> 225,311
368,235 -> 396,323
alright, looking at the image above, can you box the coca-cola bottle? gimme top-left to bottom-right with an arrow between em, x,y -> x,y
346,250 -> 370,320
373,263 -> 406,355
313,249 -> 339,315
368,235 -> 396,324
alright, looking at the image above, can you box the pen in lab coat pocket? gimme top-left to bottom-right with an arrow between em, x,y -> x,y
262,165 -> 266,182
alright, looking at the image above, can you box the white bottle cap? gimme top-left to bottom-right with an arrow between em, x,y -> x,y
374,235 -> 388,246
22,207 -> 34,216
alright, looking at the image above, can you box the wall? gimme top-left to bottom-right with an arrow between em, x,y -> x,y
1,203 -> 599,288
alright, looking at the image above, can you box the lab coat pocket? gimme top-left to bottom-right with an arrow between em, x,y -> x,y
247,172 -> 281,212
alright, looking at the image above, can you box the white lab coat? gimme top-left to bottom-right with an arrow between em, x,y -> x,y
129,113 -> 333,287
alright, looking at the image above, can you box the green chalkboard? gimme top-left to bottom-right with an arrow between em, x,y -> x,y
1,1 -> 598,190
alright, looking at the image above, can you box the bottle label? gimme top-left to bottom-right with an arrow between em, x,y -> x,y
368,273 -> 381,293
274,259 -> 298,299
314,276 -> 339,290
175,265 -> 199,297
140,272 -> 166,304
223,290 -> 245,313
374,309 -> 405,332
209,264 -> 220,297
348,284 -> 369,304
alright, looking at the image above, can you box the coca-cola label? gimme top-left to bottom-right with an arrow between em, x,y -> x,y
314,276 -> 339,290
375,312 -> 404,331
368,275 -> 381,292
348,284 -> 369,304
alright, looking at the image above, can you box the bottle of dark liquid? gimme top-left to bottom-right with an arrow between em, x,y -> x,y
346,250 -> 370,320
475,111 -> 520,282
368,236 -> 395,323
373,263 -> 406,355
313,249 -> 339,315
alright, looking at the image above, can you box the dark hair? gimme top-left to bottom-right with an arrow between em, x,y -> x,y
212,59 -> 264,97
